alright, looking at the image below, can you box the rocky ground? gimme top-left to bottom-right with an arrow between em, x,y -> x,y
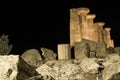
0,46 -> 120,80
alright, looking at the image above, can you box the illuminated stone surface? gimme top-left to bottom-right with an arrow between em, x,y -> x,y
21,49 -> 42,68
41,47 -> 57,61
0,55 -> 39,80
57,44 -> 71,59
70,7 -> 114,48
0,55 -> 19,80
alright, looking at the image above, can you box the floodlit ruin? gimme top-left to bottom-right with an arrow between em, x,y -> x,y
70,8 -> 114,48
0,7 -> 120,80
58,7 -> 114,60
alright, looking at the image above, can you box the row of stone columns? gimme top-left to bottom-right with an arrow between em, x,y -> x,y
57,7 -> 114,60
70,7 -> 114,48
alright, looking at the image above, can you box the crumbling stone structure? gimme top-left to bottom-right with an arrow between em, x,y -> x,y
0,7 -> 120,80
70,7 -> 114,48
57,7 -> 115,60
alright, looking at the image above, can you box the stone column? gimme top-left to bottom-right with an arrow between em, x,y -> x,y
57,44 -> 71,59
87,14 -> 99,42
95,22 -> 105,42
110,40 -> 114,47
70,8 -> 80,47
103,29 -> 107,45
104,27 -> 112,48
77,7 -> 90,41
87,14 -> 96,27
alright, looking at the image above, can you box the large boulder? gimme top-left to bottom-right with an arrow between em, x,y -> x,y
17,57 -> 39,80
102,62 -> 120,80
40,47 -> 57,61
21,49 -> 42,68
79,58 -> 99,74
102,54 -> 120,80
0,55 -> 19,80
102,54 -> 120,67
0,55 -> 39,80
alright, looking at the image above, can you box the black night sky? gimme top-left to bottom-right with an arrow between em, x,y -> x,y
0,0 -> 120,55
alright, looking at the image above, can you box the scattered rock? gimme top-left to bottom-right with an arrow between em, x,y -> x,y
0,55 -> 19,80
21,49 -> 42,68
0,55 -> 40,80
114,47 -> 120,53
27,74 -> 55,80
79,58 -> 99,74
109,72 -> 120,80
102,62 -> 120,80
102,53 -> 120,67
17,57 -> 39,80
106,47 -> 115,53
41,47 -> 57,61
36,59 -> 86,80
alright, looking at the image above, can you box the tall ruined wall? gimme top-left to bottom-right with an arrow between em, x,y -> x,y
70,7 -> 114,48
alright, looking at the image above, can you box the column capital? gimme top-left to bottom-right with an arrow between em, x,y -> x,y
77,7 -> 90,15
95,22 -> 105,27
104,27 -> 111,31
87,14 -> 96,19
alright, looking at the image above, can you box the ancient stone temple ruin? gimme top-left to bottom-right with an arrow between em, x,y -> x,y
69,7 -> 114,48
58,7 -> 114,60
1,7 -> 120,80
